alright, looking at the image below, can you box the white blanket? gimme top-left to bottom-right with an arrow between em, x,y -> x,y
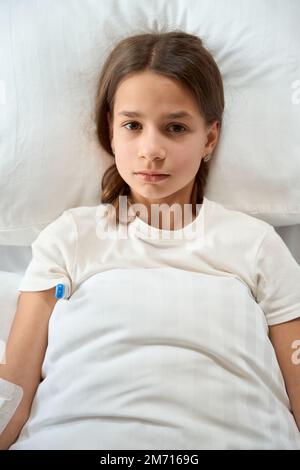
10,268 -> 300,450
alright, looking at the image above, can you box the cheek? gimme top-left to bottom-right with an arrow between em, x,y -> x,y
114,153 -> 135,184
114,156 -> 124,179
172,152 -> 201,174
115,151 -> 131,171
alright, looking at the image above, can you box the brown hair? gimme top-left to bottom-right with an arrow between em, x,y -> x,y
94,29 -> 224,226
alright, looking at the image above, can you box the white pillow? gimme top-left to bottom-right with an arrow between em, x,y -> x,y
10,268 -> 300,450
1,0 -> 299,245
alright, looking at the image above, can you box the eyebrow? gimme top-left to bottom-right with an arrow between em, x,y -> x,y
117,110 -> 194,120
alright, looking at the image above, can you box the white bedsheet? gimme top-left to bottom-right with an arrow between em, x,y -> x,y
10,267 -> 300,450
0,245 -> 32,274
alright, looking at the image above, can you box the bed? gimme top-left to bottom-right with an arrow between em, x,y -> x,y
1,0 -> 300,450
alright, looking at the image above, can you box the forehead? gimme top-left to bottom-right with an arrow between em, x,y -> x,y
114,71 -> 200,117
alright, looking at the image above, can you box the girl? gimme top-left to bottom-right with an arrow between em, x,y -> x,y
1,30 -> 300,450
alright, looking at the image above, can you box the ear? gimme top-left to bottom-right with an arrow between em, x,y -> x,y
204,121 -> 220,154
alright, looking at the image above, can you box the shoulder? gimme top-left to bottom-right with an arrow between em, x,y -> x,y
66,203 -> 110,239
66,203 -> 107,225
66,204 -> 104,221
32,206 -> 91,245
204,197 -> 272,241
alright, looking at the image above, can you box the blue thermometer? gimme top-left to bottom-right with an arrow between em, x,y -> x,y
55,284 -> 65,299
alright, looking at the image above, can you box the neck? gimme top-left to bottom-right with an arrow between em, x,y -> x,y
128,179 -> 201,230
129,201 -> 199,230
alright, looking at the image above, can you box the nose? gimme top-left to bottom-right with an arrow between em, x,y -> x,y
138,147 -> 166,161
139,150 -> 166,161
138,127 -> 167,161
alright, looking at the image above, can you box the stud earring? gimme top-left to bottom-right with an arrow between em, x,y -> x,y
203,154 -> 211,162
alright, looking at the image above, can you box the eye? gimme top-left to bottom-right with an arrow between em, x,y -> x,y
168,124 -> 187,133
123,121 -> 141,131
123,121 -> 187,133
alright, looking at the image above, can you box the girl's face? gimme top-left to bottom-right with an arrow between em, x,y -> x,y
107,71 -> 219,209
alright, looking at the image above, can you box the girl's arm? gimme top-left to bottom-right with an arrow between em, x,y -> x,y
269,317 -> 300,431
0,288 -> 58,450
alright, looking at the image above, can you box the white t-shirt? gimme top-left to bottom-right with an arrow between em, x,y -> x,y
13,196 -> 300,450
19,196 -> 300,326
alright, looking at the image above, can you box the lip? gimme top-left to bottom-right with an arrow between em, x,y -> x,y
134,171 -> 169,176
134,172 -> 170,183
